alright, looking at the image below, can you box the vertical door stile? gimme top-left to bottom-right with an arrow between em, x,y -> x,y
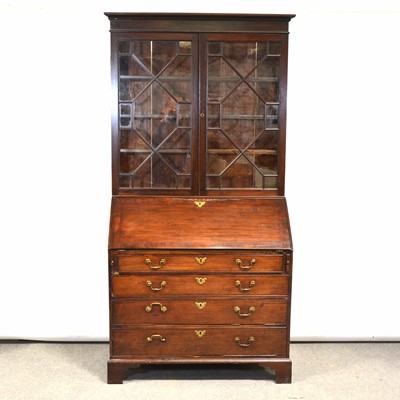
198,34 -> 208,196
190,34 -> 200,196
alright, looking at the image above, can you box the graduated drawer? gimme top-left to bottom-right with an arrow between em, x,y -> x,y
116,252 -> 284,273
112,274 -> 289,297
112,326 -> 287,357
112,297 -> 287,325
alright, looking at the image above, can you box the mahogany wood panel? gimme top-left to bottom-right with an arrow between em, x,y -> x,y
112,326 -> 287,357
112,297 -> 287,325
116,251 -> 285,273
109,196 -> 292,250
112,274 -> 289,297
114,251 -> 285,273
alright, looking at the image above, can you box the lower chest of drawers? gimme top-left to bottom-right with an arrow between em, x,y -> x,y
109,250 -> 292,362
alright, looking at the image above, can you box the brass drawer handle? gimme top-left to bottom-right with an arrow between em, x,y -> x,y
145,258 -> 166,270
146,334 -> 166,343
234,306 -> 256,317
235,258 -> 256,270
234,336 -> 255,347
235,280 -> 256,292
145,302 -> 167,313
146,280 -> 167,291
195,257 -> 207,265
195,330 -> 206,338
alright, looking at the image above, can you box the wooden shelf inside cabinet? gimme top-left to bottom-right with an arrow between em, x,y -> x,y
120,75 -> 192,82
120,149 -> 190,154
106,12 -> 295,385
207,149 -> 277,155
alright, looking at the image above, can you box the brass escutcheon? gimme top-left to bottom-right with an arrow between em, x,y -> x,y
145,258 -> 166,270
194,200 -> 206,208
145,302 -> 167,313
235,280 -> 256,292
146,280 -> 167,291
195,257 -> 207,265
195,277 -> 207,285
195,330 -> 206,338
195,301 -> 207,310
234,305 -> 256,317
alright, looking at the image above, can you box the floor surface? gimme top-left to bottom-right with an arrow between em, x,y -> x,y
0,342 -> 399,400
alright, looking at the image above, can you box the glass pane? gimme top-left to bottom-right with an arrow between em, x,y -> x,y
161,55 -> 192,102
177,103 -> 191,127
207,40 -> 280,191
248,57 -> 280,103
120,131 -> 150,150
208,57 -> 240,101
207,175 -> 220,189
207,152 -> 239,175
120,152 -> 150,174
221,83 -> 264,149
268,42 -> 281,55
264,175 -> 278,188
130,41 -> 177,75
208,103 -> 220,128
118,39 -> 193,191
207,130 -> 235,151
119,41 -> 130,54
130,154 -> 179,189
162,128 -> 191,149
266,105 -> 279,129
177,175 -> 191,188
119,55 -> 152,77
222,42 -> 258,77
256,154 -> 277,174
252,130 -> 278,151
119,174 -> 131,188
220,155 -> 263,189
178,41 -> 192,55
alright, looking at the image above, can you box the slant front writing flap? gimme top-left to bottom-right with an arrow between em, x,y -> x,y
109,196 -> 292,250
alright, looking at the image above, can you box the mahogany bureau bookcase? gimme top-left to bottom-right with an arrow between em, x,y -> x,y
105,13 -> 295,384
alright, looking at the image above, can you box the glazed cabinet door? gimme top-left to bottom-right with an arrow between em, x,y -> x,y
112,33 -> 199,195
200,34 -> 288,196
111,32 -> 289,196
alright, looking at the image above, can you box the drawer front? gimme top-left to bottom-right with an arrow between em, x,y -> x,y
112,275 -> 289,297
117,252 -> 284,273
112,326 -> 287,357
112,298 -> 287,325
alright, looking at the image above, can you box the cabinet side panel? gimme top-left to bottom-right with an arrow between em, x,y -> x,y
110,34 -> 120,195
277,36 -> 289,196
